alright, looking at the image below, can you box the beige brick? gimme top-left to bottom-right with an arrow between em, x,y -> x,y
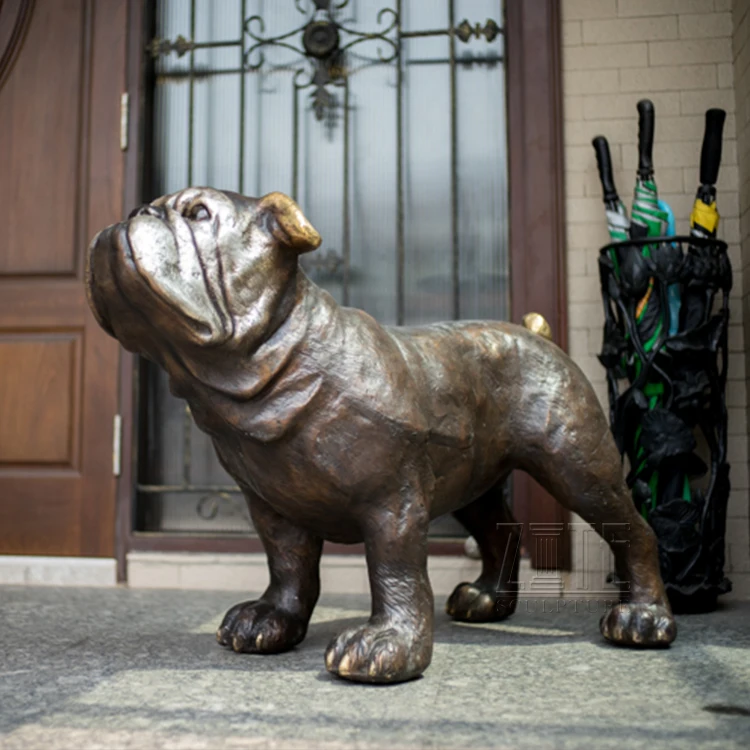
564,69 -> 621,96
730,296 -> 743,322
742,211 -> 750,245
563,21 -> 583,47
567,248 -> 588,276
728,241 -> 742,271
732,456 -> 750,489
728,434 -> 749,465
571,273 -> 604,302
565,118 -> 636,146
565,170 -> 587,197
587,326 -> 605,355
721,178 -> 740,210
565,95 -> 586,121
735,29 -> 750,78
564,42 -> 648,71
729,351 -> 747,380
583,92 -> 680,120
622,140 -> 701,169
725,519 -> 750,573
650,38 -> 733,66
678,12 -> 733,39
584,168 -> 637,198
566,222 -> 609,250
733,8 -> 750,59
621,64 -> 717,92
583,16 -> 678,45
616,0 -> 709,17
681,88 -> 736,114
567,196 -> 607,223
726,571 -> 750,599
566,145 -> 599,172
717,164 -> 741,192
656,113 -> 737,141
567,328 -> 589,357
569,301 -> 605,329
563,0 -> 618,21
728,490 -> 749,519
728,323 -> 746,354
718,62 -> 734,88
721,216 -> 741,244
729,406 -> 748,435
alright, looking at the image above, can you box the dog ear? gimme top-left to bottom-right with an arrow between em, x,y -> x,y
258,192 -> 322,254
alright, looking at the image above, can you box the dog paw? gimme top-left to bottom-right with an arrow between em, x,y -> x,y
446,582 -> 517,622
324,619 -> 432,683
600,602 -> 676,648
216,600 -> 307,654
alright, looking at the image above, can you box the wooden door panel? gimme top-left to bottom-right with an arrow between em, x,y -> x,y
0,281 -> 85,326
0,335 -> 80,465
0,477 -> 81,555
0,0 -> 126,557
0,0 -> 84,275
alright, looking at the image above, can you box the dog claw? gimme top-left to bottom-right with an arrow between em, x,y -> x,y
446,582 -> 517,623
325,620 -> 431,684
217,599 -> 308,655
600,603 -> 676,648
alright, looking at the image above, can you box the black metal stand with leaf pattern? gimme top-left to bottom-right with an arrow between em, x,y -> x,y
598,234 -> 733,613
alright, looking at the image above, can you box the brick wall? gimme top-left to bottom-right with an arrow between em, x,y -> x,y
560,0 -> 750,597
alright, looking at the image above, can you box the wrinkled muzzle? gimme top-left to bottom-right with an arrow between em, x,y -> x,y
85,225 -> 118,338
85,212 -> 230,349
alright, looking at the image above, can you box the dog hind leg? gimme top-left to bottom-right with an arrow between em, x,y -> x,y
520,410 -> 676,647
446,480 -> 521,622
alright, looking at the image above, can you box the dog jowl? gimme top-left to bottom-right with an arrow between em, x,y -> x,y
86,188 -> 676,683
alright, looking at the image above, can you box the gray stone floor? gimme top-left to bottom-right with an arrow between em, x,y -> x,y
0,586 -> 749,749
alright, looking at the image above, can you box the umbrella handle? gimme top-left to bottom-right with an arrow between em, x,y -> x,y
637,99 -> 655,182
698,108 -> 726,202
592,135 -> 619,208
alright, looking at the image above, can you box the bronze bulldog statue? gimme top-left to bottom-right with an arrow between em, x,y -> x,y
86,188 -> 676,683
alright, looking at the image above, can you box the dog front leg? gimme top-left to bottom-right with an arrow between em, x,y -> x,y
217,492 -> 322,654
325,495 -> 433,683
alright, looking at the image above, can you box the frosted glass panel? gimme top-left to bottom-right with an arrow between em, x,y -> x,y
142,0 -> 508,537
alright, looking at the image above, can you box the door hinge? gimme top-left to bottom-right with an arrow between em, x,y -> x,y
112,414 -> 122,477
120,92 -> 129,151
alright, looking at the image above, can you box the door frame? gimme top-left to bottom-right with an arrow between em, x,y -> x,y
116,0 -> 568,581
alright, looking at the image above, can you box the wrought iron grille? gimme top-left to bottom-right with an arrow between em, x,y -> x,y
137,0 -> 508,536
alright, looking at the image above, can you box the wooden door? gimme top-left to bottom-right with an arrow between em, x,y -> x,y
0,0 -> 127,556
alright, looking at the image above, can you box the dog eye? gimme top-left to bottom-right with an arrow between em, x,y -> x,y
187,203 -> 210,221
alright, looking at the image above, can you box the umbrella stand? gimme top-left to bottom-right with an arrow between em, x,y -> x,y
598,234 -> 732,613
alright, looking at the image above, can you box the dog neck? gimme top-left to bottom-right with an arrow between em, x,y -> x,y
162,272 -> 332,441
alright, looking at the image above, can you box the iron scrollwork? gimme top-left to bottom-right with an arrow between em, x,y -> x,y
243,3 -> 398,121
151,3 -> 503,122
454,19 -> 500,44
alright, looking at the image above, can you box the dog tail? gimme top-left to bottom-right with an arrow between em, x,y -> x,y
522,312 -> 552,341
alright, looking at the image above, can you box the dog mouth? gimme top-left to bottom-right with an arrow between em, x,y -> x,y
84,227 -> 119,337
105,211 -> 231,346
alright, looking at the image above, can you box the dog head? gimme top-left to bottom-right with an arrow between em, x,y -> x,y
85,188 -> 321,359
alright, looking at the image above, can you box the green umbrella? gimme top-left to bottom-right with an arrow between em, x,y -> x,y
629,100 -> 687,518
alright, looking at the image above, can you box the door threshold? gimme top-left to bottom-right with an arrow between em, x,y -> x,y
0,556 -> 117,587
126,551 -> 551,596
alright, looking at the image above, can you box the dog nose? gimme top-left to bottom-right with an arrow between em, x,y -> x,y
128,204 -> 165,220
